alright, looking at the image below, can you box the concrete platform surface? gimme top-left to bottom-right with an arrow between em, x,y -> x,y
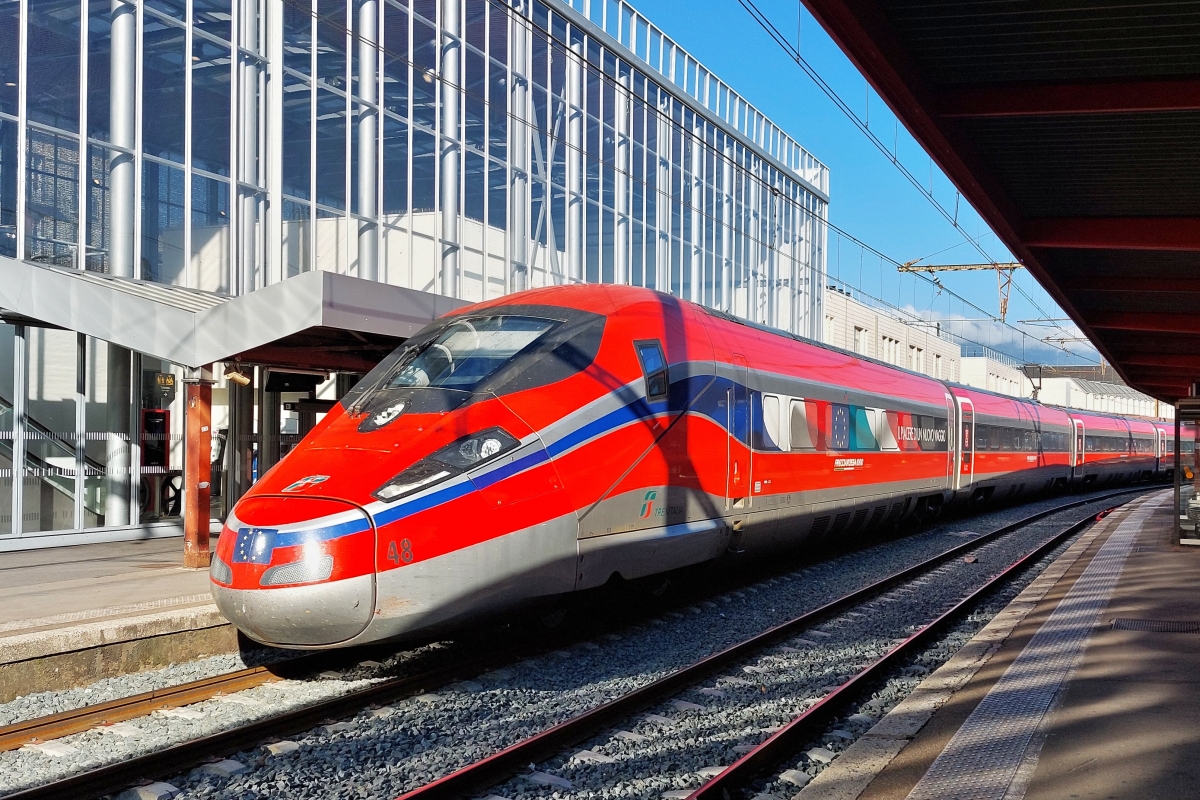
799,488 -> 1200,800
0,539 -> 236,701
0,538 -> 212,631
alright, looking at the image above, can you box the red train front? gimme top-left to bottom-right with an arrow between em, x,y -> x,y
210,285 -> 1172,649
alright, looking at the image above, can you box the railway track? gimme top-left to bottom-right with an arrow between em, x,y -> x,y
393,490 -> 1143,800
1,487 -> 1151,800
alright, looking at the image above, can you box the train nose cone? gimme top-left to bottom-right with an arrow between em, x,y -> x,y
210,497 -> 376,648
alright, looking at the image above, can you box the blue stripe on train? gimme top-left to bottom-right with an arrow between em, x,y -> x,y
257,371 -> 734,545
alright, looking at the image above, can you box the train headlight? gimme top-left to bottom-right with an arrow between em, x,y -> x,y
372,427 -> 520,503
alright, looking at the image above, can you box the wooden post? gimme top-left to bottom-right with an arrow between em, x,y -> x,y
184,369 -> 214,568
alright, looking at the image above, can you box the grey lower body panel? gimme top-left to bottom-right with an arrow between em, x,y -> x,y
212,572 -> 375,648
346,512 -> 579,645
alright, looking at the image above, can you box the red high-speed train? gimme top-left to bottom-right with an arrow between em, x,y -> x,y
210,286 -> 1190,648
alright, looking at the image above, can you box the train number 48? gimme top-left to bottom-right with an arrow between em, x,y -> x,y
387,539 -> 415,565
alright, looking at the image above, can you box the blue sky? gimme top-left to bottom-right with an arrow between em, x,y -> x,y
632,0 -> 1099,366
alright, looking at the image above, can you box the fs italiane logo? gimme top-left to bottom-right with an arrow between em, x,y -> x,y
639,490 -> 658,519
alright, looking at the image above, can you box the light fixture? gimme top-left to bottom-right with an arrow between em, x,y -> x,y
223,366 -> 251,386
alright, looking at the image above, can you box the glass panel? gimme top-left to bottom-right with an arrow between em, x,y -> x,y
281,197 -> 310,277
23,328 -> 79,533
0,324 -> 13,535
411,127 -> 435,212
85,143 -> 109,272
86,0 -> 111,140
315,206 -> 346,272
465,48 -> 486,151
315,0 -> 346,88
192,174 -> 230,293
141,160 -> 186,284
487,159 -> 505,229
283,0 -> 312,75
27,0 -> 81,132
412,19 -> 437,129
464,150 -> 484,222
0,118 -> 15,257
382,2 -> 409,118
192,37 -> 232,176
193,0 -> 232,41
0,0 -> 17,116
26,129 -> 80,268
382,116 -> 408,215
84,339 -> 133,528
142,16 -> 186,162
0,2 -> 15,117
139,358 -> 184,521
282,75 -> 311,199
315,88 -> 346,209
147,0 -> 185,20
488,58 -> 507,159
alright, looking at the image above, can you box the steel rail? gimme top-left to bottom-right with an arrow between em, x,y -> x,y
0,666 -> 287,753
687,500 -> 1136,800
2,649 -> 515,800
5,486 -> 1148,800
390,487 -> 1148,800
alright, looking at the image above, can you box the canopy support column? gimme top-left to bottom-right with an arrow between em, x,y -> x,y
184,368 -> 214,568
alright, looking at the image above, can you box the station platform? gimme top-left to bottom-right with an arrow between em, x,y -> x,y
0,538 -> 235,702
799,488 -> 1199,800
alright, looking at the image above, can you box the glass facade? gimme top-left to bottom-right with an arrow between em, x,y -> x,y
0,0 -> 828,542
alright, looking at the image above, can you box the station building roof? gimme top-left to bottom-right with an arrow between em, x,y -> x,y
0,257 -> 465,372
802,0 -> 1200,402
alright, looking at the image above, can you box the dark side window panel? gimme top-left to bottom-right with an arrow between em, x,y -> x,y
635,340 -> 668,402
830,403 -> 850,450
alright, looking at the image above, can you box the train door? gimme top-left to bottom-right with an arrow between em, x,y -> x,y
1072,418 -> 1085,478
727,355 -> 751,510
956,397 -> 974,491
945,394 -> 957,488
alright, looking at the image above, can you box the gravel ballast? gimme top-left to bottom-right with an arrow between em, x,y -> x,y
0,487 -> 1151,799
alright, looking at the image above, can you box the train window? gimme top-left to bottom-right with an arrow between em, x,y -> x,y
976,424 -> 989,451
382,315 -> 561,393
852,408 -> 878,451
878,411 -> 902,451
909,414 -> 948,452
759,394 -> 784,451
1023,430 -> 1036,451
789,400 -> 815,450
830,403 -> 850,450
635,340 -> 669,402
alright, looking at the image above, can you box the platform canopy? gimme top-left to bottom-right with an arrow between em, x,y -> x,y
0,257 -> 466,372
802,0 -> 1200,401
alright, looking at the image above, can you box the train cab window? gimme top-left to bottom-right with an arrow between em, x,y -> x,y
635,341 -> 669,402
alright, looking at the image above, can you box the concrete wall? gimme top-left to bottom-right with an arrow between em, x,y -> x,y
959,356 -> 1031,398
822,289 -> 960,381
1034,377 -> 1172,420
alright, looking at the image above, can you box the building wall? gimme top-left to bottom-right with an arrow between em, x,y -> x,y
0,0 -> 829,545
959,356 -> 1030,398
1034,377 -> 1172,420
822,289 -> 960,381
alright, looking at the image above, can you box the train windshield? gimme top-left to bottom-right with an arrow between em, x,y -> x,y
383,316 -> 560,393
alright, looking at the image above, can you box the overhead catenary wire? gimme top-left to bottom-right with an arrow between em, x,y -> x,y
735,0 -> 1083,345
